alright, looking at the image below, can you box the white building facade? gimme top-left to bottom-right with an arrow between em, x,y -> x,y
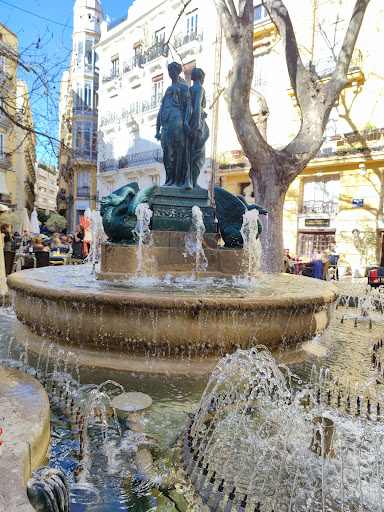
96,0 -> 219,200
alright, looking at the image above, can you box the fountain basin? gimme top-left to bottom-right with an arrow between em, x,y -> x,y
98,235 -> 242,280
8,267 -> 339,361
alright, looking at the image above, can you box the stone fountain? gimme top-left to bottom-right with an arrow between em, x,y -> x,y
7,63 -> 338,374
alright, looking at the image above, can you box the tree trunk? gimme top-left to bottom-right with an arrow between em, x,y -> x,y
250,159 -> 291,272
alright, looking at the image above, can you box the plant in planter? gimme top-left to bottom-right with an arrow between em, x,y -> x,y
352,226 -> 377,266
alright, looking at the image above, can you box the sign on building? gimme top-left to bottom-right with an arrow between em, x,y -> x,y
352,199 -> 364,208
304,219 -> 331,227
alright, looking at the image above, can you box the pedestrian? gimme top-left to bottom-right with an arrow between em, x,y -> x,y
72,225 -> 85,259
1,224 -> 12,251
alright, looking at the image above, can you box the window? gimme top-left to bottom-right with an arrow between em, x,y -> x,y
187,10 -> 198,34
39,186 -> 47,193
302,175 -> 340,214
155,28 -> 165,43
84,82 -> 92,108
0,132 -> 5,158
77,41 -> 84,68
0,97 -> 5,119
85,38 -> 93,71
48,199 -> 55,205
111,54 -> 119,76
254,3 -> 269,24
0,55 -> 7,78
38,197 -> 47,204
77,170 -> 91,196
149,175 -> 160,184
152,75 -> 163,106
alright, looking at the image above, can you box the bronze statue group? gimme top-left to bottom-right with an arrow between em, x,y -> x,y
155,62 -> 209,189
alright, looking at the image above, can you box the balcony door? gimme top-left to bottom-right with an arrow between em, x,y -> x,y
302,174 -> 340,214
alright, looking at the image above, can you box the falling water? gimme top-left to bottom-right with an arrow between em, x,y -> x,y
240,209 -> 261,280
184,206 -> 208,279
182,346 -> 384,512
86,210 -> 108,271
133,203 -> 154,277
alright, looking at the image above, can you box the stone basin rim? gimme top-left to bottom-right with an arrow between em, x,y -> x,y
7,269 -> 339,310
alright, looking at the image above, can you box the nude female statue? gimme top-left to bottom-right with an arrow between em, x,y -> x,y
188,68 -> 209,188
155,62 -> 192,188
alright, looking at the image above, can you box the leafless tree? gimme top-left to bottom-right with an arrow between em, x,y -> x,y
213,0 -> 370,271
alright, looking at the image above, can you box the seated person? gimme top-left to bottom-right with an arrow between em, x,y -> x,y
310,248 -> 318,261
32,237 -> 44,251
328,241 -> 339,265
51,237 -> 62,250
284,249 -> 295,273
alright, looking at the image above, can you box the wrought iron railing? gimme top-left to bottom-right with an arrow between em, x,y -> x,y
72,106 -> 97,117
0,153 -> 12,168
301,200 -> 339,214
217,150 -> 249,169
100,94 -> 163,127
100,149 -> 163,173
141,42 -> 169,65
142,94 -> 163,113
123,55 -> 143,74
100,112 -> 118,127
305,49 -> 362,80
173,29 -> 203,49
102,68 -> 120,84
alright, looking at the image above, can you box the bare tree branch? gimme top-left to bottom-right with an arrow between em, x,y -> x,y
165,0 -> 193,46
328,0 -> 370,90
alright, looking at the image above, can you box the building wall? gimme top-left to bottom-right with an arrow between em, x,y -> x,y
0,23 -> 18,209
34,163 -> 58,214
57,0 -> 103,233
96,0 -> 218,200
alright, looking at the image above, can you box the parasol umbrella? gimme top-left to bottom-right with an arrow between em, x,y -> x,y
30,209 -> 41,237
20,208 -> 31,237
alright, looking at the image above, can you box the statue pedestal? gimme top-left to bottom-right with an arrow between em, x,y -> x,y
152,186 -> 217,233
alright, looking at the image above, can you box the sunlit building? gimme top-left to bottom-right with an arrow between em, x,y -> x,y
214,0 -> 384,271
95,0 -> 218,200
57,0 -> 103,232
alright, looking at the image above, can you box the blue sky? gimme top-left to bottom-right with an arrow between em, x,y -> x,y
0,0 -> 134,163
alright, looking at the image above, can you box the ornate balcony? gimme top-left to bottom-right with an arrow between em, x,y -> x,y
173,29 -> 203,49
122,55 -> 143,74
306,49 -> 362,81
301,200 -> 339,215
100,149 -> 163,173
100,95 -> 164,128
217,150 -> 250,169
72,106 -> 97,117
102,68 -> 120,84
141,42 -> 168,65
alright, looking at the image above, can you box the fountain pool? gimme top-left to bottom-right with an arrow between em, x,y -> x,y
8,265 -> 338,375
2,281 -> 384,511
